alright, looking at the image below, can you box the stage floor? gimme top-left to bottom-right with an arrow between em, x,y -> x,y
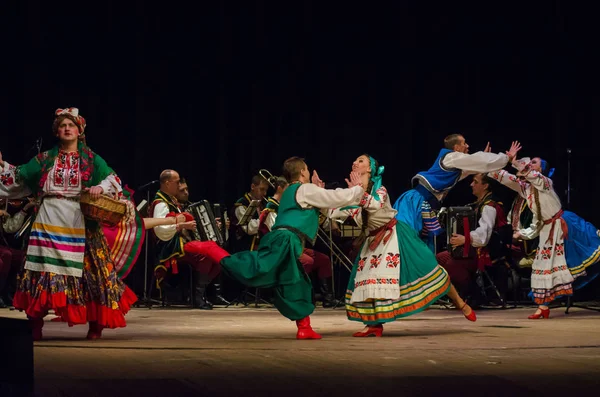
2,304 -> 600,396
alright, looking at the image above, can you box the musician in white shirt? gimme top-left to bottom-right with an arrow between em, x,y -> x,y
436,174 -> 510,301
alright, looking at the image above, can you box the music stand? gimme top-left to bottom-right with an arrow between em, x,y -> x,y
237,200 -> 261,226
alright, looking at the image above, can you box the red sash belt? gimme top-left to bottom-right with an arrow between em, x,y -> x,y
543,209 -> 568,245
368,218 -> 397,251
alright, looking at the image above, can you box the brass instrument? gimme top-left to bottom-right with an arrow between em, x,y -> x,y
259,169 -> 277,189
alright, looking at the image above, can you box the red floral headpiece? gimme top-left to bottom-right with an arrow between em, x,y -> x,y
55,107 -> 86,134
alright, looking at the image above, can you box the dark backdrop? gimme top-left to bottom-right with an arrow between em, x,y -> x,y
2,2 -> 599,293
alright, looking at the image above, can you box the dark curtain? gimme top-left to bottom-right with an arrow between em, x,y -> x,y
3,1 -> 600,292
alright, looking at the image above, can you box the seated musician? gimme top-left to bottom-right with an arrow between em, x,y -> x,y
230,174 -> 269,252
175,178 -> 230,306
150,170 -> 228,310
0,197 -> 36,308
259,176 -> 339,307
436,173 -> 511,302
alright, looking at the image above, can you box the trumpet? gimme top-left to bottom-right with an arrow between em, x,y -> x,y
259,169 -> 277,189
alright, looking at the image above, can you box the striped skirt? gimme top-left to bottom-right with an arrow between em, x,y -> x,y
24,197 -> 86,277
346,220 -> 450,324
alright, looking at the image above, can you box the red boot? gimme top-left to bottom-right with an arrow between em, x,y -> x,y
87,321 -> 104,340
29,317 -> 44,341
296,316 -> 322,340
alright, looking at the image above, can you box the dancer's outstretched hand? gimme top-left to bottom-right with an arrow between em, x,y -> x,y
484,142 -> 492,153
346,171 -> 363,188
506,141 -> 522,162
312,170 -> 325,188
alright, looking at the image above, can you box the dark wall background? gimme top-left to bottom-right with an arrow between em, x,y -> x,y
2,2 -> 598,224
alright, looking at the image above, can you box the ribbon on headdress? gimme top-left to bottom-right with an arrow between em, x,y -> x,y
540,159 -> 555,178
369,156 -> 385,201
55,107 -> 86,133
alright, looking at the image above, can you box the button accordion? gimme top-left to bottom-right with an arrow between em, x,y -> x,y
184,200 -> 229,247
446,206 -> 476,259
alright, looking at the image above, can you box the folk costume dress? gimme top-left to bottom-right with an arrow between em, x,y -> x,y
334,186 -> 451,325
393,149 -> 509,252
221,182 -> 364,321
490,160 -> 600,303
0,142 -> 137,327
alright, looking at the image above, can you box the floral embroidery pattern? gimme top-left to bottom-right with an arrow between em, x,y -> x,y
369,254 -> 382,269
0,172 -> 14,186
537,243 -> 565,260
555,243 -> 565,256
355,278 -> 399,287
357,257 -> 366,272
53,152 -> 81,188
359,192 -> 370,207
386,252 -> 400,268
531,264 -> 568,276
68,153 -> 80,187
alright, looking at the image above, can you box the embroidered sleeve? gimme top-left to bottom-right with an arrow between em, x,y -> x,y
523,170 -> 552,192
360,187 -> 388,210
487,170 -> 527,197
98,174 -> 123,197
0,161 -> 33,199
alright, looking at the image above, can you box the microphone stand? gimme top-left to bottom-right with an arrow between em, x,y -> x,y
566,148 -> 571,210
133,181 -> 162,309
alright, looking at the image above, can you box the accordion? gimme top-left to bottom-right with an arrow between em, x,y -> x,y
446,206 -> 477,259
185,200 -> 228,247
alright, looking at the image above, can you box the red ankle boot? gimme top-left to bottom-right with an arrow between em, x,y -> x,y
296,316 -> 322,340
87,321 -> 104,340
29,317 -> 44,341
352,324 -> 383,337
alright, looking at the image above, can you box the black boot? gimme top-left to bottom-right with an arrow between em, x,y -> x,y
319,278 -> 340,308
0,296 -> 7,309
212,278 -> 231,306
193,271 -> 213,310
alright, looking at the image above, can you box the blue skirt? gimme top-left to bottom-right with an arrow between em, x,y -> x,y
563,211 -> 600,289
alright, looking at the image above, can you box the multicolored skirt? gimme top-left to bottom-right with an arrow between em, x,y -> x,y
345,220 -> 450,324
13,226 -> 137,328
